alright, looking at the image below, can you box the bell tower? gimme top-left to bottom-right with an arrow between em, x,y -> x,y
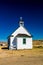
19,17 -> 24,27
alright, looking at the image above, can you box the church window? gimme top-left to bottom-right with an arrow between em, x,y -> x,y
23,38 -> 26,44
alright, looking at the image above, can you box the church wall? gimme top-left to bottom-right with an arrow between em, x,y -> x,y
17,37 -> 32,49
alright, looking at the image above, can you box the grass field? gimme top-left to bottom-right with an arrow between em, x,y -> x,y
0,40 -> 43,65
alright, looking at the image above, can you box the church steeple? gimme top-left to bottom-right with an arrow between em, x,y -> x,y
19,17 -> 24,27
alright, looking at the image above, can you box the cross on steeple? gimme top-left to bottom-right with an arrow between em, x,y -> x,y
20,17 -> 23,21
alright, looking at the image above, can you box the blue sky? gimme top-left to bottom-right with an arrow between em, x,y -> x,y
0,0 -> 43,41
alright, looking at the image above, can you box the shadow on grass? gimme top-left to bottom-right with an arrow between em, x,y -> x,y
34,46 -> 43,48
1,47 -> 8,50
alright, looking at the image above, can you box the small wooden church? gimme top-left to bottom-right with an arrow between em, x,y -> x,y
8,17 -> 33,50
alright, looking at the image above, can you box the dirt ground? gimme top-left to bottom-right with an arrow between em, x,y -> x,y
0,56 -> 43,65
0,46 -> 43,65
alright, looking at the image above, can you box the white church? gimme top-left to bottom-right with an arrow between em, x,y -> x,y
8,17 -> 33,50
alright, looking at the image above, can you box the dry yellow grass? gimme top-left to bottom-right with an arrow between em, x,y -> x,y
0,40 -> 43,65
0,47 -> 43,58
0,46 -> 43,65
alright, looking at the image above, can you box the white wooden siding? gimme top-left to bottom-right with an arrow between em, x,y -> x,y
17,37 -> 32,49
